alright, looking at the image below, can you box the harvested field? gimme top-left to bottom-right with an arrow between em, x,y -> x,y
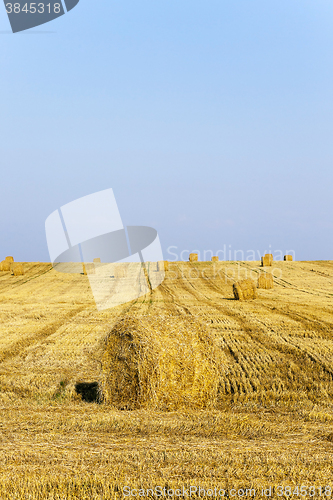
0,260 -> 333,498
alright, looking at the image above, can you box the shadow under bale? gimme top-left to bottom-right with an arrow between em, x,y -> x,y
75,382 -> 101,403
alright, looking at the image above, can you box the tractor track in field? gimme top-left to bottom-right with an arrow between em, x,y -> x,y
0,305 -> 89,366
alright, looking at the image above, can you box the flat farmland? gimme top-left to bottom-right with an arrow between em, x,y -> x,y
0,260 -> 333,499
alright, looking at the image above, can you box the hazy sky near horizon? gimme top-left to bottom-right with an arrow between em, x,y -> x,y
0,0 -> 332,262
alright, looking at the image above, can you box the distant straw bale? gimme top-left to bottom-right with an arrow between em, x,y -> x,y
83,263 -> 95,275
257,272 -> 274,289
233,279 -> 257,300
189,253 -> 198,262
0,260 -> 11,272
114,264 -> 127,279
10,263 -> 24,276
284,255 -> 293,261
261,254 -> 273,267
101,314 -> 221,411
93,258 -> 101,264
212,256 -> 219,262
157,261 -> 168,272
5,256 -> 14,263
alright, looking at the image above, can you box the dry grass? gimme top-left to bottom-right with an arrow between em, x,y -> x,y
0,260 -> 333,497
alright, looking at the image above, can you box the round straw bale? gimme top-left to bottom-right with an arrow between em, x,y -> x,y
101,314 -> 222,411
5,256 -> 14,263
0,260 -> 11,272
189,253 -> 198,262
82,263 -> 95,275
10,263 -> 24,276
157,261 -> 168,272
257,272 -> 274,289
233,278 -> 257,300
93,258 -> 101,264
261,255 -> 273,267
212,256 -> 219,262
284,255 -> 293,261
114,264 -> 127,279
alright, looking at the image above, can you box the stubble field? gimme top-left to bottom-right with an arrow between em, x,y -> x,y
0,260 -> 333,499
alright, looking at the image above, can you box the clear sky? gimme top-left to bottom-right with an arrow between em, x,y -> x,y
1,0 -> 332,262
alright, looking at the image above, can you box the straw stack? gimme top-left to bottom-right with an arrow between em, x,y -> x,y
284,255 -> 293,261
101,314 -> 222,411
5,256 -> 14,263
189,253 -> 198,262
83,263 -> 95,275
93,258 -> 101,264
157,261 -> 168,271
0,261 -> 11,272
233,279 -> 257,300
257,272 -> 274,289
261,254 -> 273,267
10,263 -> 24,276
212,256 -> 219,262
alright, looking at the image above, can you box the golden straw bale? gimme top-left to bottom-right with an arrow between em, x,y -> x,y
5,256 -> 14,263
93,258 -> 101,263
0,260 -> 11,272
257,272 -> 274,289
212,256 -> 219,262
157,261 -> 168,271
233,279 -> 257,300
284,255 -> 293,261
10,263 -> 24,276
82,263 -> 95,275
101,314 -> 222,411
261,254 -> 273,267
114,264 -> 127,279
189,253 -> 198,262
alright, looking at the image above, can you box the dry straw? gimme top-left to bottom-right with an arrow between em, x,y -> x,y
10,263 -> 24,276
83,263 -> 95,275
101,314 -> 222,411
157,261 -> 168,271
189,253 -> 198,262
212,256 -> 219,262
5,256 -> 14,263
257,272 -> 274,289
233,279 -> 257,300
0,260 -> 11,272
261,254 -> 273,267
114,264 -> 127,279
284,255 -> 293,261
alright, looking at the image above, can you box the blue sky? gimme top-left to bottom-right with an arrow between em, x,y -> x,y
0,0 -> 332,261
